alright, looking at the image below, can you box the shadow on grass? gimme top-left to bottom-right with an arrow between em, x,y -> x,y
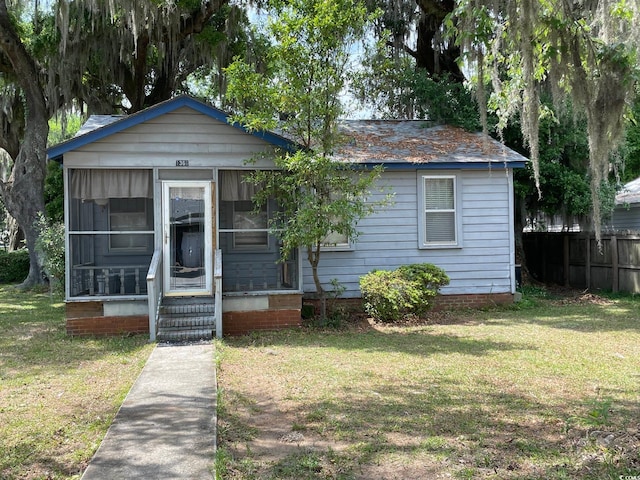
493,300 -> 640,333
0,285 -> 149,378
229,328 -> 533,359
428,291 -> 640,334
219,300 -> 640,479
220,375 -> 640,480
501,290 -> 640,333
1,440 -> 87,479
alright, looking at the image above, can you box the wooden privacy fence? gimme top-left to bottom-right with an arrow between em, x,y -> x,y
523,232 -> 640,293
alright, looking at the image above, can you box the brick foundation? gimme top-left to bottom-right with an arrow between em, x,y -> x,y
66,314 -> 149,336
222,293 -> 302,336
269,294 -> 303,309
304,293 -> 514,315
63,292 -> 512,337
66,301 -> 103,319
223,309 -> 301,336
432,293 -> 514,310
303,297 -> 364,316
66,293 -> 303,337
66,301 -> 149,336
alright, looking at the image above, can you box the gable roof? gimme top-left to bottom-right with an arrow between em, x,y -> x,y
616,176 -> 640,205
47,95 -> 297,161
335,121 -> 527,169
48,95 -> 527,169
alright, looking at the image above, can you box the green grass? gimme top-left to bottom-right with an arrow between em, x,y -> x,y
216,289 -> 640,479
0,284 -> 154,479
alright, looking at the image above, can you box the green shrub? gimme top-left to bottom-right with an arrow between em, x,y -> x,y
359,263 -> 449,322
397,263 -> 450,290
360,269 -> 420,322
0,249 -> 30,283
35,213 -> 65,291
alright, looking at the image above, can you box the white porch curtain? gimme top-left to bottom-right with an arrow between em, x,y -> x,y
71,169 -> 153,205
220,170 -> 262,201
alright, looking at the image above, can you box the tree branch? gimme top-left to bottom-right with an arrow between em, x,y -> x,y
179,0 -> 229,39
0,1 -> 47,121
386,40 -> 417,59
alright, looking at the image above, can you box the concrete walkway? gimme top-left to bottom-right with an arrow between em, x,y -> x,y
81,343 -> 216,480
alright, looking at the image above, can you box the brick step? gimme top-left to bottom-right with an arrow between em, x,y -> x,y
158,315 -> 215,330
157,296 -> 216,343
160,303 -> 215,316
157,328 -> 213,343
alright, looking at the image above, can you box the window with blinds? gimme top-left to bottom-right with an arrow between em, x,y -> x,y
421,175 -> 457,246
322,191 -> 351,250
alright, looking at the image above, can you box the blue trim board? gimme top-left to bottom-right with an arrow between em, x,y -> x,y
353,161 -> 526,170
47,95 -> 297,160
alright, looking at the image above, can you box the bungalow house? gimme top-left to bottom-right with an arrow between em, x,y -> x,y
47,95 -> 527,340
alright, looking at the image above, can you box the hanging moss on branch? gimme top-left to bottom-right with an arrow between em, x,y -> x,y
54,0 -> 238,113
449,0 -> 640,244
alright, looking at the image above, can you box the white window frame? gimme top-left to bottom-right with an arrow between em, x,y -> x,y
108,198 -> 153,252
231,199 -> 270,250
322,230 -> 352,251
417,173 -> 462,248
321,190 -> 353,251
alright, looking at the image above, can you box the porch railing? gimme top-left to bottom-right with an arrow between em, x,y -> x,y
71,264 -> 148,297
223,259 -> 298,292
214,249 -> 222,338
146,249 -> 163,342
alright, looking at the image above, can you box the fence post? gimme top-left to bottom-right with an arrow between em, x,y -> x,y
585,234 -> 591,290
611,235 -> 619,292
563,234 -> 570,286
542,234 -> 547,282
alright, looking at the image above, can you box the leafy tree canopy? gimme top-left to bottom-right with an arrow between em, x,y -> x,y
226,0 -> 390,317
451,0 -> 640,240
356,0 -> 639,241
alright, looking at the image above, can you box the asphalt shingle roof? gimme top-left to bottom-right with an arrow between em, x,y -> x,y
335,121 -> 527,166
75,115 -> 123,136
616,176 -> 640,205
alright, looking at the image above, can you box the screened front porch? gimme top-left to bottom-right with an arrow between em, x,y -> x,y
66,168 -> 300,300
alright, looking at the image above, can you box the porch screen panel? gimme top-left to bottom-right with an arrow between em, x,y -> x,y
219,169 -> 298,292
67,169 -> 154,298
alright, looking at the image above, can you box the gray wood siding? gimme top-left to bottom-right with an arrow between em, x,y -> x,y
611,204 -> 640,231
302,170 -> 515,297
63,107 -> 277,168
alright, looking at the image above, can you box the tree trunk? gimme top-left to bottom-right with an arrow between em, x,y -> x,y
0,0 -> 50,287
6,215 -> 23,251
307,245 -> 326,319
415,0 -> 465,82
514,195 -> 533,285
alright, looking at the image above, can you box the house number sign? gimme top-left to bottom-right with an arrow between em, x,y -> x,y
176,160 -> 189,167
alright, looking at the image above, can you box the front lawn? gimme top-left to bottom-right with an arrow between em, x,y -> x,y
0,285 -> 153,479
216,289 -> 640,479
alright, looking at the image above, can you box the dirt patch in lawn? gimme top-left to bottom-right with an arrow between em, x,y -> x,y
217,360 -> 456,479
554,291 -> 615,306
